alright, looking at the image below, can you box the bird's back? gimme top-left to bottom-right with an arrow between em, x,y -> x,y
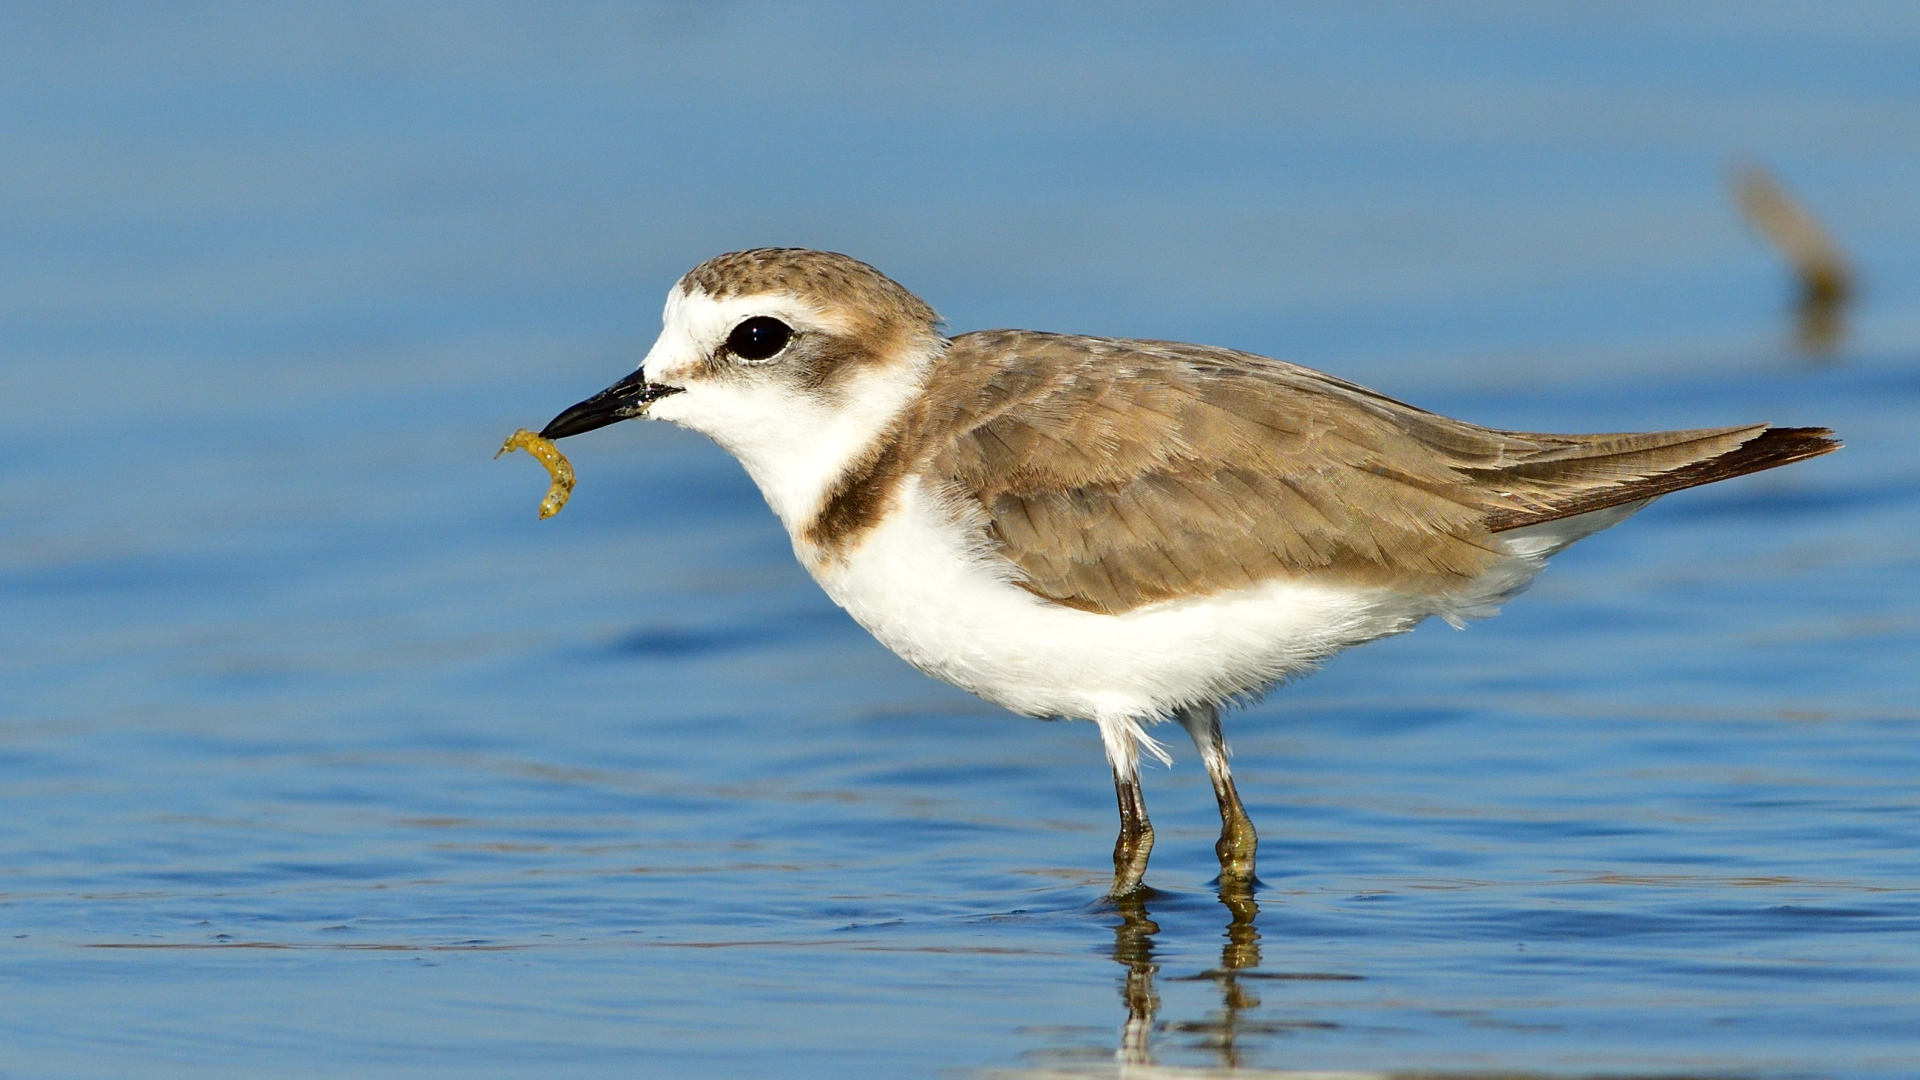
882,330 -> 1840,616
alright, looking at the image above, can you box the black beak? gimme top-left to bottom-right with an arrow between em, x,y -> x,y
540,371 -> 684,440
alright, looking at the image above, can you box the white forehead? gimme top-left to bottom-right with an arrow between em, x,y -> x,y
640,282 -> 857,383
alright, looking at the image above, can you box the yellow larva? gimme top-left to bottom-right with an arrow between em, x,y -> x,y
496,429 -> 575,519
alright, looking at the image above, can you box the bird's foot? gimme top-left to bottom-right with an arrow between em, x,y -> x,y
1109,824 -> 1154,898
1214,813 -> 1257,889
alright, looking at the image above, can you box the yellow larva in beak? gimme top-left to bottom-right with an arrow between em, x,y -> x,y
496,429 -> 576,519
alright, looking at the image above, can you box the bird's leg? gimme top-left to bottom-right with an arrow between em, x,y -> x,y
1177,703 -> 1257,886
1111,768 -> 1154,898
1097,717 -> 1154,898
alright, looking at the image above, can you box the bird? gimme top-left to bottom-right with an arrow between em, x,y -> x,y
538,247 -> 1839,899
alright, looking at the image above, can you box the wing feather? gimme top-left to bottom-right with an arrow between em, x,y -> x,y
892,331 -> 1837,615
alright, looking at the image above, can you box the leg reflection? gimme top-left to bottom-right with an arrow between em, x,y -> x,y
1160,882 -> 1266,1068
1110,892 -> 1160,1065
1206,883 -> 1263,1068
1109,884 -> 1267,1068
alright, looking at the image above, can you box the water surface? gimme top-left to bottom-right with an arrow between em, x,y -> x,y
3,5 -> 1920,1077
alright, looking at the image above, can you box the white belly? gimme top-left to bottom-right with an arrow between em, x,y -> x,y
802,479 -> 1435,723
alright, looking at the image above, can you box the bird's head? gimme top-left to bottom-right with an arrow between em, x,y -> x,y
542,248 -> 944,528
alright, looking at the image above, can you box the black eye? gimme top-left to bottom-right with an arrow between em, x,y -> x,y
725,316 -> 792,361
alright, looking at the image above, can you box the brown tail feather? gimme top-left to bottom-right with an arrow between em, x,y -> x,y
1486,426 -> 1841,533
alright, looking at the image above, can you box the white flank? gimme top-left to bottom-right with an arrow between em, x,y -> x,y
809,484 -> 1653,751
812,478 -> 1412,723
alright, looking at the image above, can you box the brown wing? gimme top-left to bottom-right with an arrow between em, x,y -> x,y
912,331 -> 1837,615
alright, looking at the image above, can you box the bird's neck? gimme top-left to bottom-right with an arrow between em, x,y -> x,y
721,341 -> 941,546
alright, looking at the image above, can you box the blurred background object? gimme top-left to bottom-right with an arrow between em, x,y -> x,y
1734,162 -> 1856,356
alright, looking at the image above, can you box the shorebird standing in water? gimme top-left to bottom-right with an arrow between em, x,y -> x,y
539,248 -> 1838,898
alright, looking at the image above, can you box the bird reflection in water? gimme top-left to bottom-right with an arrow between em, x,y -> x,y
1109,893 -> 1161,1065
1108,881 -> 1276,1068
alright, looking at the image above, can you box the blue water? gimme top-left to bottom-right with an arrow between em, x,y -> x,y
4,5 -> 1920,1077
